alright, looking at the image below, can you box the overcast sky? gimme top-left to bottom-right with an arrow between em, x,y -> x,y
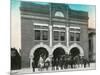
11,0 -> 96,50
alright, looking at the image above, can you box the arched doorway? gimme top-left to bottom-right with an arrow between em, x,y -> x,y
33,47 -> 49,67
52,47 -> 66,69
29,43 -> 50,68
70,47 -> 80,57
53,47 -> 65,59
68,43 -> 84,56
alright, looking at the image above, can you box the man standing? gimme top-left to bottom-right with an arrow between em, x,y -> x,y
32,60 -> 35,72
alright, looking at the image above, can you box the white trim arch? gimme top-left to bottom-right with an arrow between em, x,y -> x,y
29,43 -> 51,68
52,43 -> 68,54
30,43 -> 51,58
68,43 -> 84,56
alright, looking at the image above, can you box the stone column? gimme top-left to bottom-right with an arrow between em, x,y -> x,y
66,26 -> 69,47
49,25 -> 52,47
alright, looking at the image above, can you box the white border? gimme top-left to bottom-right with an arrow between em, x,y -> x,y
0,0 -> 99,75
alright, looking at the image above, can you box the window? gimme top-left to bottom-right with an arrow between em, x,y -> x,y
54,31 -> 59,41
69,27 -> 80,41
70,32 -> 74,41
35,30 -> 41,40
34,23 -> 49,41
60,32 -> 65,41
54,31 -> 65,41
42,31 -> 48,40
53,26 -> 66,41
76,33 -> 80,41
34,30 -> 48,41
55,11 -> 64,17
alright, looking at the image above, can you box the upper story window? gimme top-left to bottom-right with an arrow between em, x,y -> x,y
42,31 -> 48,40
70,32 -> 74,41
54,31 -> 59,41
55,11 -> 64,17
53,25 -> 66,41
35,30 -> 41,40
70,26 -> 80,41
60,32 -> 65,41
33,23 -> 48,41
76,33 -> 80,41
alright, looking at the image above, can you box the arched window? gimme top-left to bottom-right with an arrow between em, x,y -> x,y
55,11 -> 64,17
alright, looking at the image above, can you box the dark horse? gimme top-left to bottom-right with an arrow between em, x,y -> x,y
51,57 -> 55,70
80,56 -> 90,68
73,55 -> 81,68
63,55 -> 75,68
62,55 -> 79,69
51,57 -> 59,70
72,56 -> 90,68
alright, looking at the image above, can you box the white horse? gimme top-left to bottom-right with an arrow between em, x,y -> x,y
38,56 -> 44,71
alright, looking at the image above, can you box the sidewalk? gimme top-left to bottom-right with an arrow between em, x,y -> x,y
11,63 -> 96,74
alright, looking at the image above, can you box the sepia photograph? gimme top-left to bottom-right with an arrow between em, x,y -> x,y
11,0 -> 96,74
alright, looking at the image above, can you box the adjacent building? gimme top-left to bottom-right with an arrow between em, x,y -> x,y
88,28 -> 96,62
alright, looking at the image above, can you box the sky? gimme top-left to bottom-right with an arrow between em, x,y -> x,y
11,0 -> 96,50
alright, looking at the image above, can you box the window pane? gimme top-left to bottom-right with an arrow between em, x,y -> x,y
54,31 -> 59,41
42,31 -> 48,40
60,32 -> 65,41
35,30 -> 40,40
76,33 -> 80,41
70,32 -> 74,41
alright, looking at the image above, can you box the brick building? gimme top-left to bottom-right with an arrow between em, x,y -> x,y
20,1 -> 89,68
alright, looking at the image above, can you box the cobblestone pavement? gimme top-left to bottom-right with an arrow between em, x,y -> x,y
10,63 -> 96,75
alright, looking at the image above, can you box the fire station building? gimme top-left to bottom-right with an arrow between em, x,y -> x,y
20,1 -> 89,68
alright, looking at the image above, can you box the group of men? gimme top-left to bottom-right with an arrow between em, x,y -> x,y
32,54 -> 90,72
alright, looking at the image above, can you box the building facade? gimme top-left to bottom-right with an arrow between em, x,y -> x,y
88,28 -> 96,62
20,1 -> 89,68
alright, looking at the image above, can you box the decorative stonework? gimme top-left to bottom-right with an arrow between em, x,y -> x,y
52,43 -> 68,54
29,43 -> 51,58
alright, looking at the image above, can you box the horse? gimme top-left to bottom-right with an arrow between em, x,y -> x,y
73,55 -> 81,68
44,57 -> 51,70
65,55 -> 75,68
63,55 -> 70,69
80,57 -> 90,68
38,55 -> 45,71
51,57 -> 59,70
59,55 -> 68,70
51,57 -> 56,70
55,58 -> 59,70
59,56 -> 64,70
